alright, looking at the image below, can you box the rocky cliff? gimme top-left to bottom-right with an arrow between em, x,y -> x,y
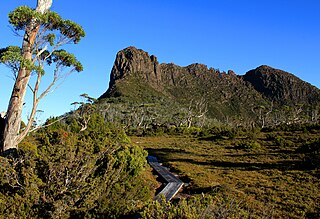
101,47 -> 261,101
98,46 -> 320,127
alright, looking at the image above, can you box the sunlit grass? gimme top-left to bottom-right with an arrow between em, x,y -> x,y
132,129 -> 320,218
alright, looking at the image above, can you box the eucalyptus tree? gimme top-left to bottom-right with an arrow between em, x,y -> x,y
71,93 -> 97,132
0,0 -> 85,152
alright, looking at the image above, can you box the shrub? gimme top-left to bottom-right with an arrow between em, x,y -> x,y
0,113 -> 152,218
236,140 -> 261,150
266,133 -> 276,141
141,193 -> 272,219
296,139 -> 320,168
274,136 -> 285,147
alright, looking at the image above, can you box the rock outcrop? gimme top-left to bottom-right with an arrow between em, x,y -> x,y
243,65 -> 320,105
98,46 -> 320,126
101,46 -> 246,100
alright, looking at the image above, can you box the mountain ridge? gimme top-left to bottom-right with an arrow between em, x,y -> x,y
98,46 -> 320,127
242,65 -> 320,105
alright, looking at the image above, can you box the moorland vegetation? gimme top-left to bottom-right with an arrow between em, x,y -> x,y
1,2 -> 320,218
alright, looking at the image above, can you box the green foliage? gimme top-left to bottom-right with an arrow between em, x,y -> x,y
247,128 -> 261,141
141,193 -> 265,219
18,140 -> 38,156
42,11 -> 63,30
9,6 -> 85,44
8,6 -> 42,30
2,5 -> 85,77
269,122 -> 320,132
265,133 -> 294,148
59,19 -> 85,44
44,33 -> 56,46
274,136 -> 285,147
0,46 -> 47,75
0,3 -> 86,150
0,113 -> 152,218
52,49 -> 83,72
134,126 -> 320,218
0,46 -> 22,72
266,132 -> 276,141
0,46 -> 21,63
296,139 -> 320,168
236,140 -> 261,150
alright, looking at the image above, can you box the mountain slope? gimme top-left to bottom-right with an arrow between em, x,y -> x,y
98,46 -> 320,128
243,65 -> 320,106
99,47 -> 266,122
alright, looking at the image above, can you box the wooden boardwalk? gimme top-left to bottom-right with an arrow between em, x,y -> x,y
147,156 -> 184,201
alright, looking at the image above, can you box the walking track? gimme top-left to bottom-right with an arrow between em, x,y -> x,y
147,156 -> 184,201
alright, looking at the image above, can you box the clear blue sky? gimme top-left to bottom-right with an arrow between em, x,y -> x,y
1,0 -> 320,122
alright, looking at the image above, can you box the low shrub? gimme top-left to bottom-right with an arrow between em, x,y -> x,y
0,114 -> 152,218
141,193 -> 273,219
236,140 -> 261,150
274,136 -> 285,147
266,133 -> 276,141
296,139 -> 320,168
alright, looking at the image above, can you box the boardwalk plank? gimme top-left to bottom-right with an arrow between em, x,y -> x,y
148,156 -> 184,201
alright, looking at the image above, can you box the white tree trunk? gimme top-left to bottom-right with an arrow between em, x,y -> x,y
2,0 -> 53,152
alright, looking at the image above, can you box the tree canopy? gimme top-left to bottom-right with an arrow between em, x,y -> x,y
0,2 -> 85,151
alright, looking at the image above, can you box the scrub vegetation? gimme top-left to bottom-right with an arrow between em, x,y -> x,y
1,2 -> 320,218
132,124 -> 320,218
0,114 -> 157,218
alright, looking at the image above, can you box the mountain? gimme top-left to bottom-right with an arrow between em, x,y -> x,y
98,46 -> 320,128
243,65 -> 320,106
